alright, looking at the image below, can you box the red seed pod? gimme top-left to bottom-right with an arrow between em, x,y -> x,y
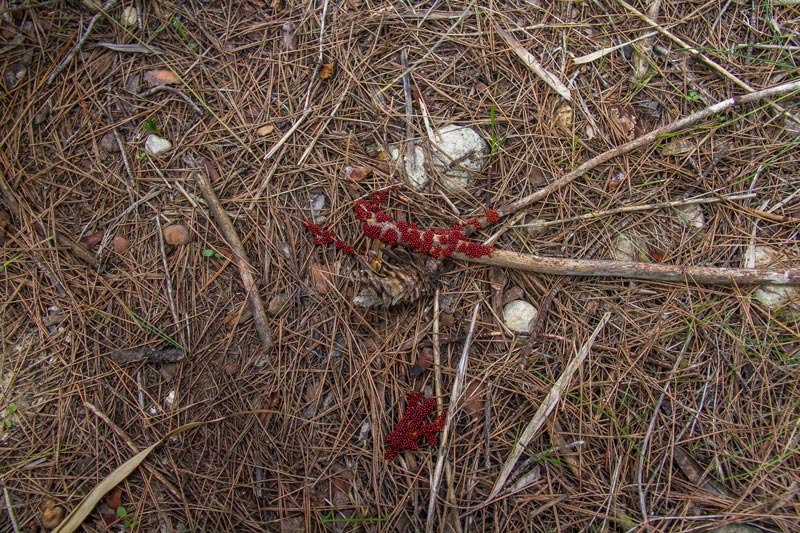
485,209 -> 500,224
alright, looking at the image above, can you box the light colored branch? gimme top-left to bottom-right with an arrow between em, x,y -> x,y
466,79 -> 800,231
457,248 -> 800,286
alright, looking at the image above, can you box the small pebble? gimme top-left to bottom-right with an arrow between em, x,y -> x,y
163,224 -> 191,245
256,124 -> 274,136
503,299 -> 538,333
144,134 -> 172,156
121,6 -> 138,26
112,236 -> 131,254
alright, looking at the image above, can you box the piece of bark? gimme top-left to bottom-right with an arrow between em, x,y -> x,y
107,347 -> 184,363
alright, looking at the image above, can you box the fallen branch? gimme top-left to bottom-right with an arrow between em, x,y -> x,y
188,155 -> 273,351
457,248 -> 800,286
466,78 -> 800,230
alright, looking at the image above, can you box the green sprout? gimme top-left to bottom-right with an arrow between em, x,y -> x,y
489,104 -> 507,156
3,404 -> 18,428
142,117 -> 162,136
201,248 -> 223,259
172,17 -> 189,40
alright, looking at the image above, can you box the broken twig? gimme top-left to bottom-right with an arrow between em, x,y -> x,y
189,155 -> 273,351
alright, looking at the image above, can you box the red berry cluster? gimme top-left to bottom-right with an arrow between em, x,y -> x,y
304,220 -> 357,255
352,190 -> 494,259
386,391 -> 447,460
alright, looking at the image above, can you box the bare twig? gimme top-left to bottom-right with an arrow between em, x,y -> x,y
47,0 -> 119,84
427,303 -> 480,533
617,0 -> 800,127
2,486 -> 21,533
466,79 -> 800,230
106,346 -> 184,363
489,312 -> 611,498
515,192 -> 758,230
188,155 -> 273,351
458,248 -> 800,286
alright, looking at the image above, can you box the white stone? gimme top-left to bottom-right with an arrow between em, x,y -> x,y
121,7 -> 138,26
430,125 -> 489,191
675,203 -> 705,229
163,390 -> 176,410
145,134 -> 172,156
751,246 -> 799,314
503,300 -> 538,333
388,125 -> 489,192
389,145 -> 427,190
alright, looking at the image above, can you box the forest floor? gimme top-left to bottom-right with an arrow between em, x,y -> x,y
1,1 -> 799,531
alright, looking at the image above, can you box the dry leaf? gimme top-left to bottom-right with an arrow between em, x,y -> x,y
319,61 -> 336,80
257,392 -> 280,426
256,124 -> 274,136
410,346 -> 434,378
329,467 -> 353,506
606,172 -> 626,192
463,379 -> 486,417
142,69 -> 180,86
311,261 -> 333,294
501,286 -> 524,307
267,292 -> 292,316
647,247 -> 666,262
554,103 -> 573,131
660,138 -> 695,156
105,487 -> 122,511
41,498 -> 65,529
80,230 -> 104,249
343,165 -> 373,182
608,104 -> 637,141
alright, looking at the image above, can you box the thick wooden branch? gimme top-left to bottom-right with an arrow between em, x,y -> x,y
456,249 -> 800,286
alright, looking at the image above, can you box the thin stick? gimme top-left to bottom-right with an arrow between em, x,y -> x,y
466,79 -> 800,230
189,155 -> 273,351
458,248 -> 800,286
2,486 -> 21,533
617,0 -> 800,127
494,24 -> 572,102
515,192 -> 758,230
47,0 -> 119,84
432,289 -> 443,408
427,303 -> 480,533
489,312 -> 611,498
264,108 -> 313,160
296,78 -> 352,166
84,402 -> 183,502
